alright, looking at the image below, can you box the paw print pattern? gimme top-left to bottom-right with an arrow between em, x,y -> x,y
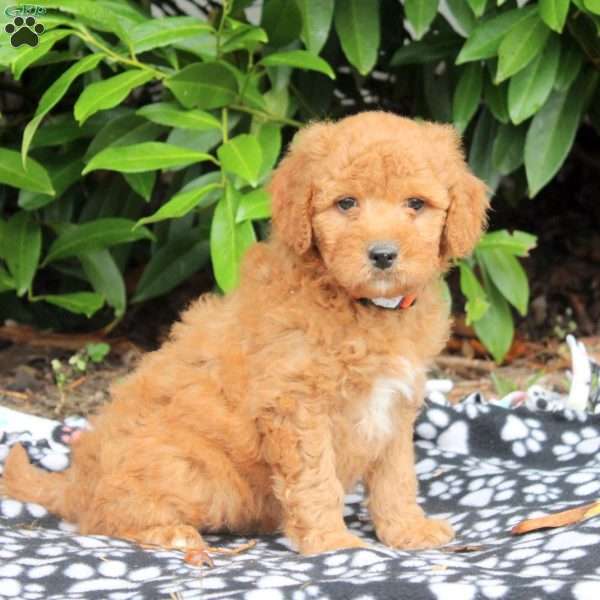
5,16 -> 44,48
429,473 -> 464,500
553,427 -> 600,462
501,414 -> 547,457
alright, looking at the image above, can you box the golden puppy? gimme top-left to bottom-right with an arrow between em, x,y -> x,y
2,112 -> 488,557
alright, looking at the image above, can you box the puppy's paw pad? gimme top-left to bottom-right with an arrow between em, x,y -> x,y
378,517 -> 454,550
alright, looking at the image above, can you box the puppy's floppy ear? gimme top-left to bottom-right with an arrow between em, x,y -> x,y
268,122 -> 333,255
422,123 -> 489,259
443,171 -> 489,259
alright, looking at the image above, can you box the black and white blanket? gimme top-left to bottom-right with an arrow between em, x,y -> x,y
2,389 -> 600,600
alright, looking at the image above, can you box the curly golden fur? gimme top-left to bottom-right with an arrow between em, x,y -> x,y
2,112 -> 488,555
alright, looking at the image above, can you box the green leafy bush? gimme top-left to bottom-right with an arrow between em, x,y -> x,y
0,0 -> 598,361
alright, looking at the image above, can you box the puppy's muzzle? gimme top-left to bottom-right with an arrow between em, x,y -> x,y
368,242 -> 398,270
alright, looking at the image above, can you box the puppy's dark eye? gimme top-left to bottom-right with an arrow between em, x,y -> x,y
406,197 -> 425,211
337,197 -> 358,212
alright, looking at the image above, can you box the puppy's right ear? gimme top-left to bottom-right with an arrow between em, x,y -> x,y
268,122 -> 332,255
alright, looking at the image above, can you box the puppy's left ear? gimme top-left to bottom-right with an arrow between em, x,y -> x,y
423,123 -> 489,259
443,171 -> 489,259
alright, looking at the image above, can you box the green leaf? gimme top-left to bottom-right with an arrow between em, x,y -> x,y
334,0 -> 380,75
74,70 -> 154,124
39,292 -> 104,317
123,172 -> 156,202
36,0 -> 133,42
165,63 -> 238,110
453,63 -> 483,133
260,50 -> 335,79
507,35 -> 561,124
404,0 -> 440,40
85,341 -> 111,362
130,16 -> 213,53
391,35 -> 461,66
3,212 -> 41,296
31,114 -> 94,149
477,248 -> 529,315
456,7 -> 536,64
19,153 -> 84,210
525,70 -> 599,196
459,262 -> 490,325
85,113 -> 166,160
297,0 -> 334,54
12,29 -> 72,80
256,122 -> 282,181
539,0 -> 570,32
22,53 -> 105,165
83,142 -> 216,174
473,274 -> 514,363
45,218 -> 153,264
136,182 -> 222,227
236,188 -> 271,222
554,42 -> 583,91
261,0 -> 302,47
132,232 -> 210,303
484,78 -> 509,123
584,0 -> 600,13
469,110 -> 501,190
478,230 -> 537,256
496,11 -> 551,83
492,123 -> 526,175
217,135 -> 263,187
467,0 -> 488,17
441,0 -> 476,37
136,102 -> 221,131
210,185 -> 256,292
78,248 -> 126,317
0,148 -> 54,195
221,24 -> 269,53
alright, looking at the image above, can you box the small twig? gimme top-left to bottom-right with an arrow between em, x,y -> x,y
207,539 -> 257,555
67,377 -> 87,391
434,355 -> 496,373
0,389 -> 30,400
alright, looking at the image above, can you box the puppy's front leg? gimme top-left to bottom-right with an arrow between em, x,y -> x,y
366,407 -> 454,550
260,406 -> 366,555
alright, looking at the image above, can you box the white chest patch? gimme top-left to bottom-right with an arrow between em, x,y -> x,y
357,376 -> 414,442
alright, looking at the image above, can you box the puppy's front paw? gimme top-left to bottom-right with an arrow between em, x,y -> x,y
376,517 -> 454,550
298,530 -> 368,555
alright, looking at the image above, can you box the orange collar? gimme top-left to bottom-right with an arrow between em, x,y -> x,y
359,294 -> 417,310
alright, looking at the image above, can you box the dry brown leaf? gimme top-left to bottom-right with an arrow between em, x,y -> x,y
511,501 -> 600,535
444,544 -> 486,553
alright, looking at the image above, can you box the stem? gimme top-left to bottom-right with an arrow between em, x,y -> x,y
215,0 -> 231,58
220,107 -> 229,187
222,107 -> 229,144
229,104 -> 303,128
72,26 -> 166,79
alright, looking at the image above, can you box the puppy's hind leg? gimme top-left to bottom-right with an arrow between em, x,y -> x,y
79,439 -> 258,561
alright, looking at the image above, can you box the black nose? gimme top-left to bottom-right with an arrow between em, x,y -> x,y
368,242 -> 398,270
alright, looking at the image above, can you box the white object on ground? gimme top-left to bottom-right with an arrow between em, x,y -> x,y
566,334 -> 592,412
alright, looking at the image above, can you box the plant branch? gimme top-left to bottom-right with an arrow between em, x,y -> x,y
229,104 -> 302,128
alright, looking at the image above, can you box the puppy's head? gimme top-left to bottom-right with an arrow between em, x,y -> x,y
269,112 -> 488,300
